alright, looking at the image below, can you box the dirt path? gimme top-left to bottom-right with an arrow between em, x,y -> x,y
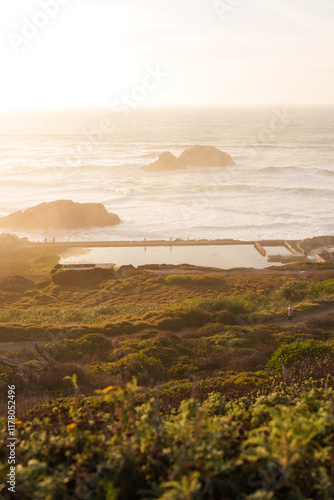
267,302 -> 334,327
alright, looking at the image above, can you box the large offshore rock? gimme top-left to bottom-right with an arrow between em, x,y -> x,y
0,200 -> 121,229
142,151 -> 186,172
143,145 -> 236,171
179,145 -> 236,167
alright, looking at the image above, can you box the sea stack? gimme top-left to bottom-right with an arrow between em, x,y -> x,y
143,145 -> 236,171
142,151 -> 187,172
179,145 -> 236,167
0,200 -> 121,229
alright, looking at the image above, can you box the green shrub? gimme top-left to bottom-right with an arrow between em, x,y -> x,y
279,278 -> 334,302
92,352 -> 165,384
316,278 -> 334,296
267,339 -> 334,371
3,378 -> 334,499
141,344 -> 183,367
45,333 -> 113,362
75,333 -> 113,359
279,280 -> 312,302
169,356 -> 199,378
286,355 -> 334,383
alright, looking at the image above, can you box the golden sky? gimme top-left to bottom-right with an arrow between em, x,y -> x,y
0,0 -> 333,109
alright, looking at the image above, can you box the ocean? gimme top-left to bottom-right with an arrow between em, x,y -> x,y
0,106 -> 333,243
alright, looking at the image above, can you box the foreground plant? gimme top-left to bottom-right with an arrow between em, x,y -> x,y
0,378 -> 334,499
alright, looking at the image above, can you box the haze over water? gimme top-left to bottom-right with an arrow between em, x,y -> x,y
0,106 -> 333,243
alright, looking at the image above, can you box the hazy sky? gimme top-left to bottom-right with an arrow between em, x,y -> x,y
0,0 -> 333,109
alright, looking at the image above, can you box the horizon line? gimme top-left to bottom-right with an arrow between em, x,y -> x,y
1,103 -> 334,113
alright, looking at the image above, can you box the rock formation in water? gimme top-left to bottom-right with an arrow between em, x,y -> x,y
0,200 -> 121,230
179,145 -> 236,167
142,152 -> 186,172
142,145 -> 236,171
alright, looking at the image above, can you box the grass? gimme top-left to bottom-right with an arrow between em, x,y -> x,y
0,244 -> 65,280
1,257 -> 334,498
0,302 -> 162,325
0,287 -> 272,326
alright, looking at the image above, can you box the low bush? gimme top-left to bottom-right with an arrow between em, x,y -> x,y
34,363 -> 95,396
279,280 -> 314,302
279,278 -> 334,302
287,355 -> 334,383
169,356 -> 199,378
266,339 -> 334,371
44,333 -> 113,362
91,352 -> 165,384
4,379 -> 334,499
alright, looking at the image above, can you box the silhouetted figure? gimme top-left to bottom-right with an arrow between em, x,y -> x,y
287,304 -> 294,322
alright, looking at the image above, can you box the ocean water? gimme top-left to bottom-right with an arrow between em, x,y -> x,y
0,106 -> 333,242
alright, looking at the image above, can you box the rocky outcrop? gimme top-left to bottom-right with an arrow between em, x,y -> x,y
179,145 -> 236,167
143,145 -> 236,171
0,200 -> 121,230
299,235 -> 334,254
0,276 -> 33,293
51,267 -> 117,287
142,152 -> 186,172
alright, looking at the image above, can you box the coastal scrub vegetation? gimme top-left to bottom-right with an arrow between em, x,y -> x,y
1,260 -> 334,498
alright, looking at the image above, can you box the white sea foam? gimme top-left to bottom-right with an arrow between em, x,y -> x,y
0,107 -> 333,242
